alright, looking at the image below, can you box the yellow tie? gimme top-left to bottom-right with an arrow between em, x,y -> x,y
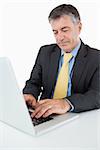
53,53 -> 72,99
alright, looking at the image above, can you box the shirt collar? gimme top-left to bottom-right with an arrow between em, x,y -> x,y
61,40 -> 81,58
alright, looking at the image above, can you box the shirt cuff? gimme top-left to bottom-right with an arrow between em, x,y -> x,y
65,99 -> 74,112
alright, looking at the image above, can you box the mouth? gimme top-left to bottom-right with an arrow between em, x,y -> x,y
60,44 -> 67,46
58,42 -> 69,46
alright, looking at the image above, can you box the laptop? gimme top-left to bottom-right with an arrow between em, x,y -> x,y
0,57 -> 79,136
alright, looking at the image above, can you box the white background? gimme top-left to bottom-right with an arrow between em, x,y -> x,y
0,0 -> 100,90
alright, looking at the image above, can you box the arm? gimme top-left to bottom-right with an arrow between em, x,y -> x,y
67,65 -> 100,112
23,48 -> 42,100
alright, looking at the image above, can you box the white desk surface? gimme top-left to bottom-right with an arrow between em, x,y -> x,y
0,109 -> 100,150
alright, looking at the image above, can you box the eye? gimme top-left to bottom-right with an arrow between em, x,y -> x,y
62,29 -> 69,32
62,27 -> 70,33
53,31 -> 58,35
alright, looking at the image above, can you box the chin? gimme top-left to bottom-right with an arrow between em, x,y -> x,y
58,44 -> 72,52
64,49 -> 72,53
62,46 -> 72,53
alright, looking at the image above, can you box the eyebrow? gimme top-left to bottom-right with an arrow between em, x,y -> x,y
53,26 -> 70,32
61,26 -> 70,30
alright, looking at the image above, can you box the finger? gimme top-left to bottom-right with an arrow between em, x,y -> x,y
26,100 -> 32,106
43,107 -> 54,118
31,104 -> 51,118
32,100 -> 36,107
35,101 -> 40,108
35,99 -> 49,108
38,99 -> 49,104
31,106 -> 41,118
31,104 -> 46,118
35,105 -> 53,118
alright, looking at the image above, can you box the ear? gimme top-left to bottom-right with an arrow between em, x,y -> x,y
78,22 -> 82,33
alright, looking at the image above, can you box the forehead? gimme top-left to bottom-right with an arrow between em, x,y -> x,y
50,15 -> 74,30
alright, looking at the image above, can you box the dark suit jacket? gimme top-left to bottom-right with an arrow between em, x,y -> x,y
23,41 -> 100,112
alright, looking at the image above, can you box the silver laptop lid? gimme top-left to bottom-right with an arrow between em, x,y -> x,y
0,57 -> 35,136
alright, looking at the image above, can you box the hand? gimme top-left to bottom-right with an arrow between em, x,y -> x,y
31,99 -> 71,118
23,94 -> 36,107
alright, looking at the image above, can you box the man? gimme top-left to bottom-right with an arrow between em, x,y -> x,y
23,4 -> 100,119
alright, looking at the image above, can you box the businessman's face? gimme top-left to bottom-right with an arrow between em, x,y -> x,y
50,15 -> 82,52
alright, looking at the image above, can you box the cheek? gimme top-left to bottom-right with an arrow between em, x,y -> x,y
72,30 -> 78,40
64,31 -> 75,41
55,37 -> 59,43
54,34 -> 58,41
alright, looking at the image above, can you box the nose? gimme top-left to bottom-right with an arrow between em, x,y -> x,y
56,32 -> 65,42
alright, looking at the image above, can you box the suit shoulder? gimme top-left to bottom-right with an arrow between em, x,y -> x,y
85,44 -> 100,55
85,44 -> 100,64
40,44 -> 58,51
37,44 -> 60,57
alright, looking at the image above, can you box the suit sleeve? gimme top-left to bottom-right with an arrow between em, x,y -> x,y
67,64 -> 100,112
23,48 -> 42,100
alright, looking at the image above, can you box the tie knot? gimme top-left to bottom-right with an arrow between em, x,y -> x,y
64,53 -> 73,63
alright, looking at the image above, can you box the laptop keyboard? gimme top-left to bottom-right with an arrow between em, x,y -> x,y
31,116 -> 53,126
27,104 -> 53,126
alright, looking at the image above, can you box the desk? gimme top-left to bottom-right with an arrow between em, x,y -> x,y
0,110 -> 100,150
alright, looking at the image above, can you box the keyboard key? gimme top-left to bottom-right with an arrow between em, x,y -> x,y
27,103 -> 53,126
32,116 -> 53,126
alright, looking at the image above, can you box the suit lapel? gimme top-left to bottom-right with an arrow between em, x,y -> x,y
72,43 -> 88,91
47,46 -> 61,97
46,42 -> 88,97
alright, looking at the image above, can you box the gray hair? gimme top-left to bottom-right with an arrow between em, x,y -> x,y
48,4 -> 81,24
